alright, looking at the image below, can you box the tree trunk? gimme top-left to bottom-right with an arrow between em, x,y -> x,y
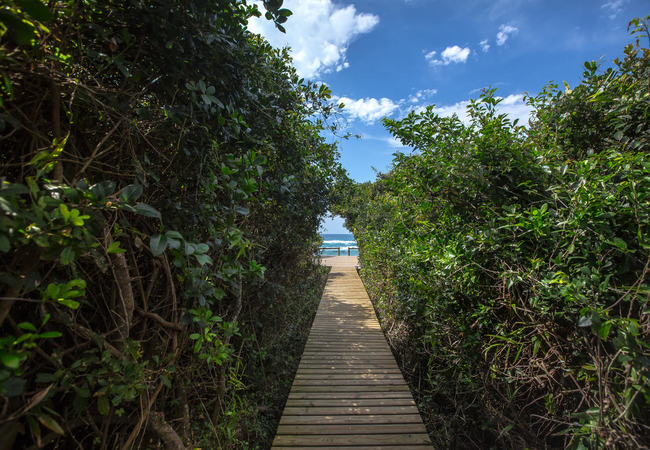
148,411 -> 186,450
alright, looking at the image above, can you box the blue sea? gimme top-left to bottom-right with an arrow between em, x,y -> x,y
320,233 -> 358,256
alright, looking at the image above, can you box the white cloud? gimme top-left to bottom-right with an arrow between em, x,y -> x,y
480,39 -> 490,52
408,88 -> 437,103
337,97 -> 400,125
413,94 -> 533,126
363,134 -> 406,148
426,45 -> 471,66
496,24 -> 518,46
601,0 -> 627,19
247,0 -> 379,78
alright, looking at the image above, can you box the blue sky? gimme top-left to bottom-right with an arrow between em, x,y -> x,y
248,0 -> 648,233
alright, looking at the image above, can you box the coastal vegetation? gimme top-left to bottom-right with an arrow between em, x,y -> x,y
1,0 -> 648,448
0,1 -> 344,448
335,17 -> 650,449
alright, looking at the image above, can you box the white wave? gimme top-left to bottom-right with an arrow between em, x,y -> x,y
322,240 -> 357,245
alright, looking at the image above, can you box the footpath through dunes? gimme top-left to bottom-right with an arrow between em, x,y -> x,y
271,255 -> 432,450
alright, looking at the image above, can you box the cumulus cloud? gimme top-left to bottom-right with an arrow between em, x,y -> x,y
247,0 -> 379,78
496,24 -> 518,46
408,88 -> 438,103
426,45 -> 471,66
413,94 -> 533,126
601,0 -> 627,19
337,97 -> 400,125
480,39 -> 490,52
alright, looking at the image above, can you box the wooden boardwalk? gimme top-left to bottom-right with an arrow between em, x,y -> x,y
271,256 -> 432,449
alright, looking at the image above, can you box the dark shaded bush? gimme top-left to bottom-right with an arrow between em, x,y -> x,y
0,1 -> 345,448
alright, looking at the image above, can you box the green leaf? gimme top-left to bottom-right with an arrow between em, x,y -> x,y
0,10 -> 35,45
73,394 -> 88,413
202,94 -> 224,108
160,374 -> 171,389
0,234 -> 10,253
36,373 -> 57,383
0,182 -> 30,197
38,331 -> 62,338
233,206 -> 249,215
194,254 -> 213,266
167,238 -> 181,250
97,395 -> 110,415
253,155 -> 267,165
106,242 -> 126,254
1,353 -> 20,369
16,0 -> 53,22
68,209 -> 90,227
5,377 -> 26,397
60,247 -> 75,265
195,243 -> 209,254
150,234 -> 168,256
189,333 -> 201,340
599,322 -> 612,341
18,321 -> 37,331
37,413 -> 64,435
57,298 -> 80,309
73,385 -> 91,398
165,231 -> 183,239
119,184 -> 143,204
135,204 -> 161,219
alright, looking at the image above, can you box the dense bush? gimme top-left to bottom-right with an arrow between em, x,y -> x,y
337,19 -> 650,449
0,1 -> 345,448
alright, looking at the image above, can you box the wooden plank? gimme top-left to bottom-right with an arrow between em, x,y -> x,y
282,406 -> 420,415
288,392 -> 414,400
301,352 -> 394,356
273,447 -> 431,450
296,369 -> 402,374
279,414 -> 424,425
292,379 -> 406,386
294,374 -> 403,380
298,363 -> 399,369
290,385 -> 410,392
273,434 -> 431,446
285,399 -> 415,407
276,423 -> 423,435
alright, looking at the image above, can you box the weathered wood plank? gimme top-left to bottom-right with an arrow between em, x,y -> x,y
285,399 -> 415,407
272,447 -> 431,450
279,414 -> 425,425
276,423 -> 423,435
292,379 -> 406,386
273,434 -> 431,446
294,374 -> 403,380
282,406 -> 420,416
296,369 -> 402,374
289,385 -> 410,392
288,392 -> 414,400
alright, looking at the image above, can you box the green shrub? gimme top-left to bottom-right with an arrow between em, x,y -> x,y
337,17 -> 650,450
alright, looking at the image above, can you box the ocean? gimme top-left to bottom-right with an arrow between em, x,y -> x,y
320,233 -> 358,256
